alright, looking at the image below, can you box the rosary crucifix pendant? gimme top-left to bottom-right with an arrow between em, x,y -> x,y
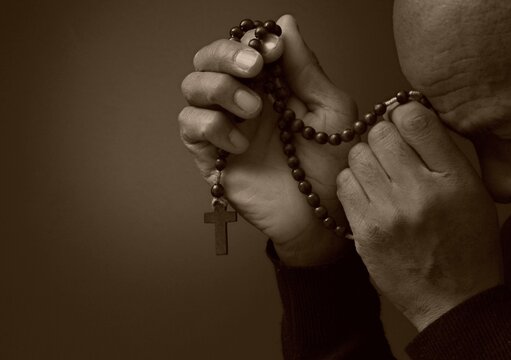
204,200 -> 237,255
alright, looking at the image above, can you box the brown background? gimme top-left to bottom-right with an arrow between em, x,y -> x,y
4,0 -> 511,359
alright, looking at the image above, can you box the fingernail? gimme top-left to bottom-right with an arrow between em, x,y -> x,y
228,129 -> 249,150
235,49 -> 259,71
234,89 -> 260,114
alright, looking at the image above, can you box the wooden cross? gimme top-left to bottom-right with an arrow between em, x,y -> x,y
204,203 -> 237,255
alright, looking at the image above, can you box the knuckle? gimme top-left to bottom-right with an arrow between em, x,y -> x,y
395,104 -> 435,136
180,73 -> 196,100
368,121 -> 396,145
206,74 -> 231,103
348,143 -> 369,164
337,168 -> 353,190
201,112 -> 223,139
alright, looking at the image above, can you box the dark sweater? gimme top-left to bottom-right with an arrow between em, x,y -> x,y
267,240 -> 511,360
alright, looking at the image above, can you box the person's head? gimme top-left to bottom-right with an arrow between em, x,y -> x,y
393,0 -> 511,203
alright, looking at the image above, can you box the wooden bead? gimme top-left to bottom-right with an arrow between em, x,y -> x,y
217,148 -> 230,158
302,126 -> 315,139
420,96 -> 432,109
374,103 -> 387,116
334,225 -> 346,237
273,25 -> 282,36
315,132 -> 328,144
314,206 -> 328,219
341,129 -> 355,142
273,100 -> 286,113
230,26 -> 244,39
271,64 -> 283,77
253,20 -> 263,27
248,38 -> 263,52
364,112 -> 377,125
283,143 -> 296,156
255,26 -> 268,39
287,156 -> 300,169
263,81 -> 275,94
263,20 -> 277,33
215,158 -> 226,171
307,193 -> 320,207
274,87 -> 290,100
292,168 -> 306,181
280,131 -> 293,143
211,184 -> 225,198
354,121 -> 367,135
240,19 -> 255,32
282,109 -> 295,122
396,91 -> 409,104
278,119 -> 289,131
329,133 -> 341,145
323,216 -> 336,229
298,180 -> 312,195
290,119 -> 304,132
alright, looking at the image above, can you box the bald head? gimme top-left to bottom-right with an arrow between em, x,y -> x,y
393,0 -> 511,136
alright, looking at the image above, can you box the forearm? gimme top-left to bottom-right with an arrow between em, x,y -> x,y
267,240 -> 395,360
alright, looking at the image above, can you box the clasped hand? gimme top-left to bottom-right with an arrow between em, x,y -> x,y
179,14 -> 502,331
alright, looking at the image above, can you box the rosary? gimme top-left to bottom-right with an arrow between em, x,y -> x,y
204,18 -> 432,255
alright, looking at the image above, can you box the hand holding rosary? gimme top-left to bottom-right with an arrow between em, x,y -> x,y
203,18 -> 432,255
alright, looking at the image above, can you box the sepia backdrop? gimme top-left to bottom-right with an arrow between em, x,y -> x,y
4,0 -> 511,359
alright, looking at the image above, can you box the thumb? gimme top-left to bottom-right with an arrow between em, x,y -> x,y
277,14 -> 356,115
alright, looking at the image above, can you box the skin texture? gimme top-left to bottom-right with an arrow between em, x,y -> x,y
336,0 -> 511,331
179,15 -> 358,266
393,0 -> 511,202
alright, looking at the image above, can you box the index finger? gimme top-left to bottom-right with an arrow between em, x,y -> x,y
193,39 -> 264,78
389,102 -> 468,173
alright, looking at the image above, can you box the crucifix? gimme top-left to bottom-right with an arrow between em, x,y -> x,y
204,202 -> 237,255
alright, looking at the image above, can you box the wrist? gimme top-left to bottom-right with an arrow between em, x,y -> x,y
272,226 -> 353,267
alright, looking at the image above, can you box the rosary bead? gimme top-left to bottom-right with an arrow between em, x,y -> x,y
290,119 -> 304,133
273,25 -> 282,36
273,100 -> 286,113
396,91 -> 409,104
273,77 -> 285,89
420,96 -> 432,109
240,19 -> 255,32
282,109 -> 296,122
230,26 -> 244,39
215,158 -> 226,171
323,216 -> 336,229
374,103 -> 387,116
283,143 -> 296,156
253,20 -> 263,27
274,87 -> 290,100
364,112 -> 377,125
263,81 -> 275,94
255,25 -> 268,39
271,64 -> 283,77
329,133 -> 342,145
315,132 -> 328,144
248,38 -> 263,52
278,119 -> 289,131
211,183 -> 225,198
307,193 -> 320,207
298,180 -> 312,195
263,20 -> 277,33
354,121 -> 367,135
287,156 -> 300,169
217,148 -> 230,158
292,168 -> 306,181
334,225 -> 346,237
314,206 -> 328,220
280,130 -> 293,144
341,129 -> 355,142
302,126 -> 316,140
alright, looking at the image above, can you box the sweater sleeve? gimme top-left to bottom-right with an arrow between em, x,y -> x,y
406,285 -> 511,360
266,240 -> 395,360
